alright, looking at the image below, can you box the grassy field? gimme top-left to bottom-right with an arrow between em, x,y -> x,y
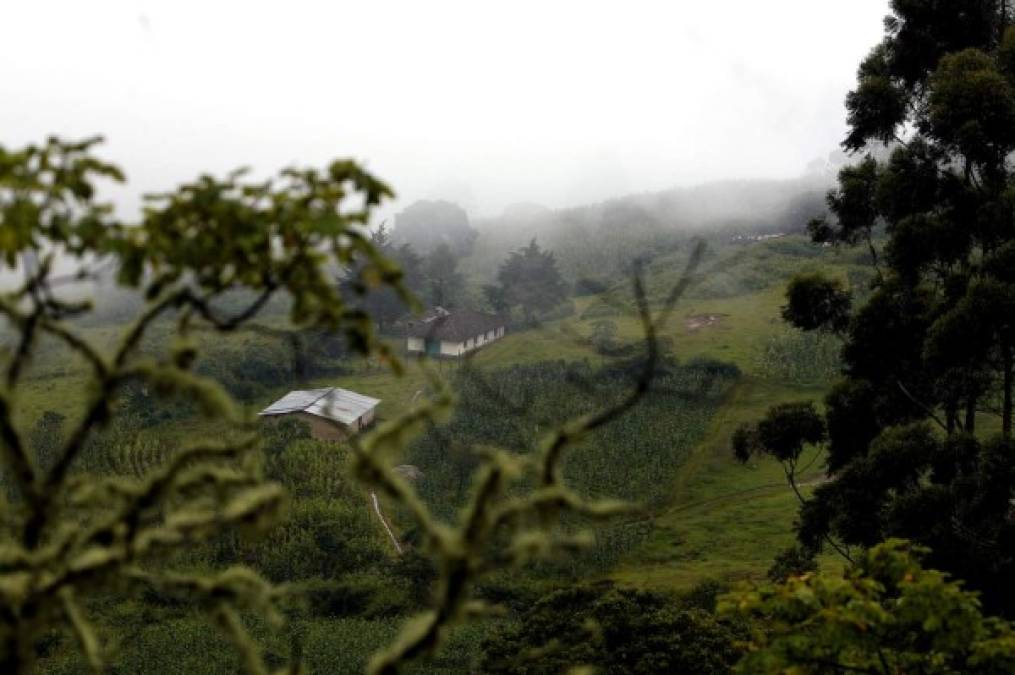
12,236 -> 861,595
15,235 -> 875,673
313,237 -> 860,589
611,377 -> 837,588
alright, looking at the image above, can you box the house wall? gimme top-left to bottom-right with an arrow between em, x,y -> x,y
461,325 -> 505,354
294,412 -> 349,441
441,340 -> 465,356
408,326 -> 506,357
261,412 -> 349,441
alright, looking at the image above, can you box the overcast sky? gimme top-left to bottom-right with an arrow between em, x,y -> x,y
4,1 -> 889,218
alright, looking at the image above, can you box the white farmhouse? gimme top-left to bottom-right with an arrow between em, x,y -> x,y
258,387 -> 380,440
405,307 -> 506,358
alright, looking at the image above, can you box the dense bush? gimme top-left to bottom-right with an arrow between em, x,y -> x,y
722,540 -> 1015,673
478,584 -> 745,674
197,331 -> 351,401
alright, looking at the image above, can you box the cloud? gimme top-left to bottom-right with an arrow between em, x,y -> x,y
2,0 -> 890,216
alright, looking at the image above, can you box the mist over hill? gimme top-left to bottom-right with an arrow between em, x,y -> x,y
464,169 -> 835,282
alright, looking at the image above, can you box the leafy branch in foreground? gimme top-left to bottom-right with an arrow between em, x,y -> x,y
720,539 -> 1015,674
2,134 -> 709,674
0,136 -> 406,673
349,241 -> 707,674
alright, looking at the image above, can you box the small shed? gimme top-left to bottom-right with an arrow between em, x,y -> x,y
405,307 -> 506,358
258,387 -> 380,440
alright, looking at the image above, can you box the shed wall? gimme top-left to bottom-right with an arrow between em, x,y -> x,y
288,412 -> 349,441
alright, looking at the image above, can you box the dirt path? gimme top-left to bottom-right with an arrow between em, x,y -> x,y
371,491 -> 403,555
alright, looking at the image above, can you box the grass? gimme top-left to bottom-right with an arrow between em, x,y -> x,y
13,236 -> 873,674
610,377 -> 841,588
558,238 -> 862,588
12,235 -> 863,595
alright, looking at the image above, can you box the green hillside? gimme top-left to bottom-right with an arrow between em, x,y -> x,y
13,234 -> 870,673
14,235 -> 861,595
328,236 -> 864,590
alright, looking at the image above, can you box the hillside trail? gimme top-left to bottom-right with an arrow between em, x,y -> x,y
370,491 -> 403,555
664,475 -> 827,517
669,377 -> 827,512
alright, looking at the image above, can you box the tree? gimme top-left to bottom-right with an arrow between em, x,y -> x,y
342,224 -> 423,333
390,199 -> 477,257
27,410 -> 65,474
739,1 -> 1015,614
806,1 -> 1015,436
780,273 -> 851,333
2,136 -> 708,675
0,135 -> 402,673
590,319 -> 619,354
721,539 -> 1015,674
479,585 -> 744,674
489,239 -> 568,323
422,242 -> 465,308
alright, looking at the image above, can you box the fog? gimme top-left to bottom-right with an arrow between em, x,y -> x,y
4,1 -> 888,219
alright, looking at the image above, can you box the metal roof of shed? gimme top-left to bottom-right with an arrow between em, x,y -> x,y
259,387 -> 380,426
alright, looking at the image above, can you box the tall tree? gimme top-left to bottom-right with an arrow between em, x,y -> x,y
738,1 -> 1015,613
343,224 -> 424,332
490,239 -> 568,323
391,199 -> 477,257
423,242 -> 465,308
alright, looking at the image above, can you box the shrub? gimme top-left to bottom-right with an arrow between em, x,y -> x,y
478,585 -> 744,674
721,540 -> 1015,673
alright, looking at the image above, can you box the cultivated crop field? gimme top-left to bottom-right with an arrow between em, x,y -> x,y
8,235 -> 868,672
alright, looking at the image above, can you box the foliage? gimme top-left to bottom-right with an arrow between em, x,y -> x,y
345,245 -> 715,673
733,402 -> 825,465
411,357 -> 736,516
422,243 -> 466,309
28,410 -> 64,473
196,330 -> 351,401
1,132 -> 725,675
391,200 -> 477,258
573,277 -> 609,297
0,135 -> 401,673
721,539 -> 1015,674
742,1 -> 1015,610
753,329 -> 842,385
589,319 -> 619,354
780,273 -> 851,333
765,545 -> 817,583
405,356 -> 737,581
343,224 -> 424,333
486,239 -> 569,324
478,584 -> 745,674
